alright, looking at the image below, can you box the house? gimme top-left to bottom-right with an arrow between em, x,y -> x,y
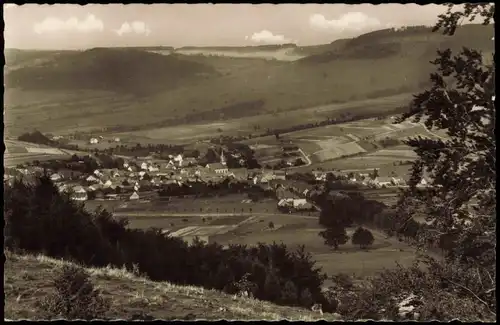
112,170 -> 121,178
278,198 -> 294,207
129,192 -> 140,200
89,138 -> 99,144
140,162 -> 148,170
87,184 -> 102,192
391,177 -> 406,186
417,177 -> 429,187
70,186 -> 88,201
276,188 -> 296,200
273,170 -> 287,180
148,165 -> 159,173
114,137 -> 121,142
184,157 -> 198,166
50,173 -> 63,182
313,171 -> 327,181
56,183 -> 68,193
292,198 -> 308,208
374,177 -> 394,188
293,199 -> 313,211
123,162 -> 129,168
93,169 -> 103,177
103,179 -> 113,188
138,171 -> 146,178
173,154 -> 183,166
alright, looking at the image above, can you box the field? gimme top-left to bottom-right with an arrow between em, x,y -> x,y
120,203 -> 419,280
246,115 -> 437,171
3,139 -> 80,167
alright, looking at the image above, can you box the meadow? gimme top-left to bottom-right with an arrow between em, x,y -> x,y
121,206 -> 419,280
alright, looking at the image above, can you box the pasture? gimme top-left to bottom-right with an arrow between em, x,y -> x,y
120,201 -> 418,278
3,140 -> 74,167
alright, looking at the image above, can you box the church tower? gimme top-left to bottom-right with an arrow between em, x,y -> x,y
220,148 -> 227,166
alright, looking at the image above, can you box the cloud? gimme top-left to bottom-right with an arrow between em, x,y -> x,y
309,12 -> 384,32
247,30 -> 291,44
114,21 -> 151,36
33,14 -> 104,34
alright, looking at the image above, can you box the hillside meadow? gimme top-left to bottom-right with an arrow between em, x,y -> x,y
4,24 -> 493,138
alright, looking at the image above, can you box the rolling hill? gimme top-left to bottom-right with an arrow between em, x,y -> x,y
4,24 -> 494,138
5,48 -> 217,96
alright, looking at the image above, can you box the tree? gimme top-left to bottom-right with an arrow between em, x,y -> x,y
351,227 -> 374,249
395,3 -> 495,265
371,168 -> 379,180
319,225 -> 349,250
268,221 -> 275,229
394,3 -> 496,315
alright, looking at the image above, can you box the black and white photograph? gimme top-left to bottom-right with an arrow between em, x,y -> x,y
3,3 -> 495,321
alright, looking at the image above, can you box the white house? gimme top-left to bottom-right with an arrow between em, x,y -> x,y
50,173 -> 63,182
417,177 -> 429,188
89,138 -> 99,144
103,180 -> 113,188
93,169 -> 103,177
130,192 -> 140,200
173,154 -> 183,166
139,171 -> 146,178
71,186 -> 88,201
148,165 -> 159,173
140,162 -> 148,170
292,198 -> 308,208
114,137 -> 121,142
123,162 -> 129,168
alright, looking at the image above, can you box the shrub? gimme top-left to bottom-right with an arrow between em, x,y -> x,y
38,264 -> 110,320
268,221 -> 275,229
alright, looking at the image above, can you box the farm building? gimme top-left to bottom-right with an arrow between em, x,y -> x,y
89,138 -> 99,144
129,192 -> 140,200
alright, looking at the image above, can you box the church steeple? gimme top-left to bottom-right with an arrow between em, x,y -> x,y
220,148 -> 227,166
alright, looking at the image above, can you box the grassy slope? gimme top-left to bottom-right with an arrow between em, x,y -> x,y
4,24 -> 493,137
4,252 -> 341,321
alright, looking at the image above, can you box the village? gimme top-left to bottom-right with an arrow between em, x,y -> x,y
4,140 -> 430,217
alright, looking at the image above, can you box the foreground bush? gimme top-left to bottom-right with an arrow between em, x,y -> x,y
38,264 -> 111,320
4,176 -> 328,311
328,260 -> 496,321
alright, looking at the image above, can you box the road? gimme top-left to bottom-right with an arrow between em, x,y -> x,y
113,211 -> 318,220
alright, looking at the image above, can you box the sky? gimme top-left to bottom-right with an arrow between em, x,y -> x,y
3,3 -> 449,50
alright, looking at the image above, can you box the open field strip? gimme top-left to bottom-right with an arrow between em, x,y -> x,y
367,149 -> 418,158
